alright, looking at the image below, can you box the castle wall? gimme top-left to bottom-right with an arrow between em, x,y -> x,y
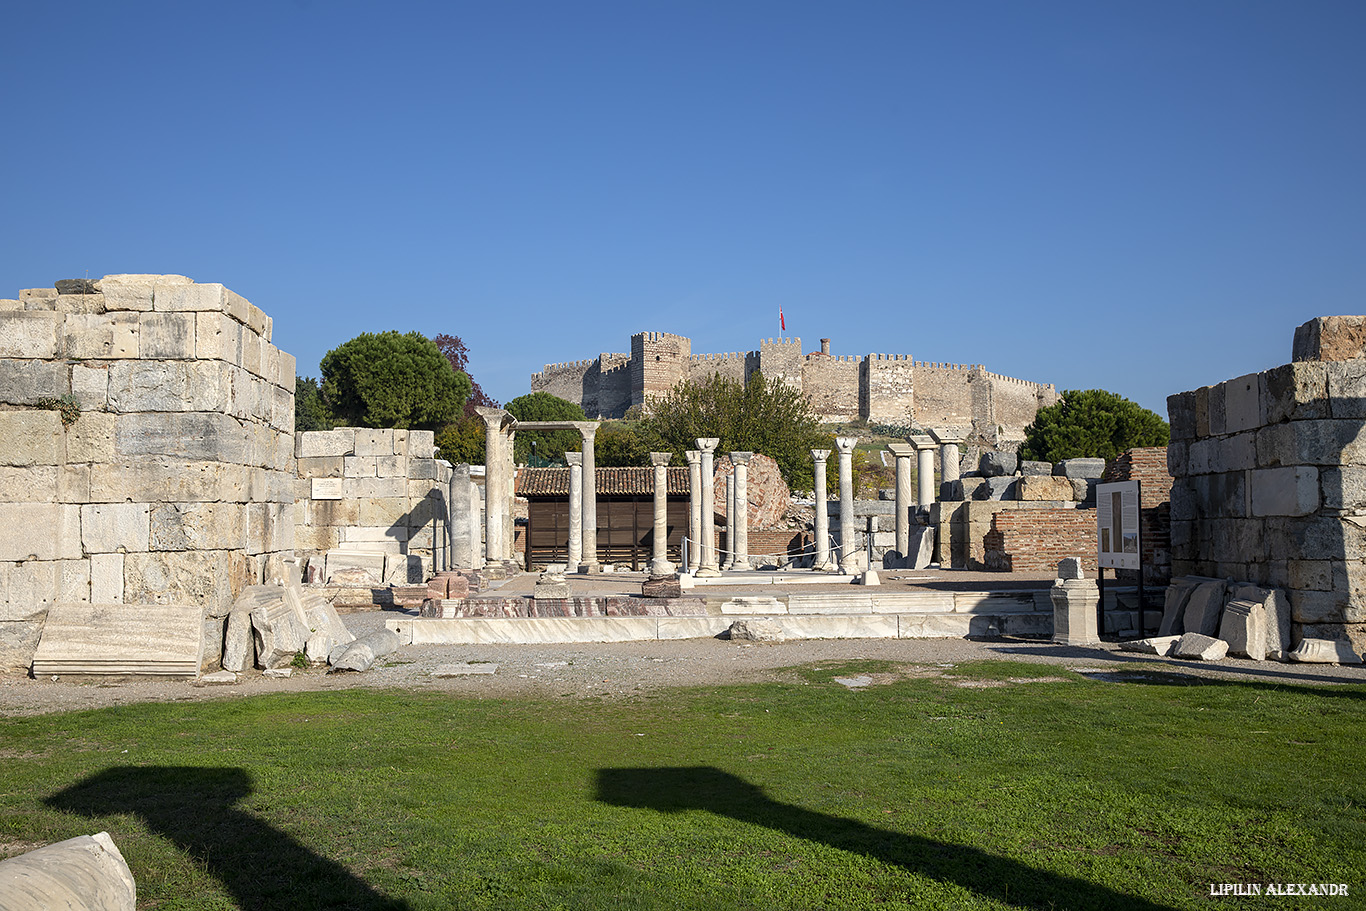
863,355 -> 916,424
909,364 -> 977,435
533,333 -> 1056,434
801,355 -> 861,423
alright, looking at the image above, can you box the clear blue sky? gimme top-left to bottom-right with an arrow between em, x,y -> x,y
4,1 -> 1364,418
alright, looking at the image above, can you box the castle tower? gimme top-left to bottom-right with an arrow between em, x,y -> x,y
630,331 -> 691,413
756,336 -> 803,391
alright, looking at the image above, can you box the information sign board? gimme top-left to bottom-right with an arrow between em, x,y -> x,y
1096,480 -> 1140,570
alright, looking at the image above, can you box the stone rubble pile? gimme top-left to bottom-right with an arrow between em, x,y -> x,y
1122,575 -> 1364,664
219,576 -> 355,672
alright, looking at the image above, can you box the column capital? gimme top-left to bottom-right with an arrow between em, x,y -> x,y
728,451 -> 753,465
650,451 -> 673,467
886,442 -> 914,458
564,452 -> 582,467
911,435 -> 937,451
696,437 -> 719,454
572,421 -> 599,442
684,449 -> 701,465
835,436 -> 858,455
928,428 -> 963,445
811,448 -> 831,462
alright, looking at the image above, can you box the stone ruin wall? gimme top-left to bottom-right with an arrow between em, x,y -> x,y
0,275 -> 295,668
1167,316 -> 1366,651
685,351 -> 748,387
861,355 -> 917,424
632,331 -> 691,409
292,428 -> 451,584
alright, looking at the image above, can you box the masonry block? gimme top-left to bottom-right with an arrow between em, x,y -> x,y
80,502 -> 152,554
150,503 -> 247,551
1293,315 -> 1366,362
95,274 -> 168,311
138,311 -> 196,358
107,360 -> 230,412
153,280 -> 225,312
1222,373 -> 1263,433
1261,361 -> 1329,423
1249,466 -> 1319,517
194,310 -> 242,362
65,411 -> 116,463
0,503 -> 80,561
0,410 -> 63,466
62,312 -> 139,359
296,429 -> 354,458
409,430 -> 436,459
0,358 -> 66,404
354,429 -> 392,456
115,412 -> 252,463
0,311 -> 62,358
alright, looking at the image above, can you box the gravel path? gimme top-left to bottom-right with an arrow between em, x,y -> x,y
2,609 -> 1363,717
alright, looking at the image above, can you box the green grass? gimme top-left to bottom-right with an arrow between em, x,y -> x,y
2,661 -> 1364,910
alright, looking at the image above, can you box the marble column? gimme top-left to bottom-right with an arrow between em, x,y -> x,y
579,424 -> 599,572
684,450 -> 701,573
887,442 -> 914,566
696,438 -> 721,576
449,462 -> 474,570
835,437 -> 858,572
914,436 -> 937,509
811,449 -> 833,570
723,473 -> 736,570
564,452 -> 583,572
475,407 -> 512,563
930,429 -> 963,487
730,451 -> 753,570
648,452 -> 674,576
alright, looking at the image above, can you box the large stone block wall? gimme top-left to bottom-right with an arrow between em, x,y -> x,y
0,275 -> 295,668
801,354 -> 861,422
1167,317 -> 1366,648
293,428 -> 450,582
863,356 -> 917,424
632,331 -> 691,409
903,364 -> 976,433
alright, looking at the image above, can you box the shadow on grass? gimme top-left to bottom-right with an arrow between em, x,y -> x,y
597,766 -> 1176,911
46,766 -> 409,911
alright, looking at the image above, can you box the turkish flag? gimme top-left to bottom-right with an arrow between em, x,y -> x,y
779,308 -> 785,331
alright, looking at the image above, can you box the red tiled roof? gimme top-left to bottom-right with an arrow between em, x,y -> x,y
516,466 -> 691,497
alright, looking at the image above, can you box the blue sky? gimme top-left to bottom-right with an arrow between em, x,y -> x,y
4,1 -> 1363,418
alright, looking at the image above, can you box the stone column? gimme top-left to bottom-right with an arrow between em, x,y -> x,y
731,451 -> 753,570
684,450 -> 701,573
887,442 -> 914,567
565,453 -> 583,572
723,473 -> 736,569
1050,558 -> 1100,645
696,438 -> 721,576
476,407 -> 512,564
835,437 -> 858,572
648,452 -> 674,576
914,437 -> 937,509
449,463 -> 473,570
579,424 -> 599,572
811,449 -> 833,570
930,429 -> 963,491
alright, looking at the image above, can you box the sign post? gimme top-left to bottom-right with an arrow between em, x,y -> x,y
1096,480 -> 1143,636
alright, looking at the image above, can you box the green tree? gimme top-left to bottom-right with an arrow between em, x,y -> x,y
294,376 -> 333,432
1020,389 -> 1170,463
434,414 -> 486,464
505,392 -> 586,464
639,371 -> 829,491
320,331 -> 471,430
594,422 -> 650,467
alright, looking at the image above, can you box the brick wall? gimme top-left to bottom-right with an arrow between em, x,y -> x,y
984,509 -> 1097,573
1103,447 -> 1173,585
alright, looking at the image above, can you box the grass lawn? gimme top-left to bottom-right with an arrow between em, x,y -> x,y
1,659 -> 1363,910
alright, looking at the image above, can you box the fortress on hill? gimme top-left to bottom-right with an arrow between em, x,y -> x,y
531,332 -> 1059,439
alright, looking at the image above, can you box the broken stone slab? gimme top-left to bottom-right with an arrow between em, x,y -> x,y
1053,458 -> 1107,479
906,525 -> 934,569
978,452 -> 1017,477
1289,638 -> 1364,664
1120,635 -> 1181,656
1173,632 -> 1229,661
857,570 -> 881,585
1158,577 -> 1201,636
263,667 -> 293,678
329,629 -> 400,672
641,574 -> 682,598
1219,599 -> 1267,661
54,278 -> 100,295
432,663 -> 499,676
728,619 -> 786,642
250,598 -> 309,669
1182,580 -> 1227,637
1020,460 -> 1053,476
534,571 -> 570,600
1232,584 -> 1292,661
221,610 -> 254,672
198,670 -> 238,685
0,831 -> 136,911
834,675 -> 873,689
973,477 -> 1016,500
1057,557 -> 1084,580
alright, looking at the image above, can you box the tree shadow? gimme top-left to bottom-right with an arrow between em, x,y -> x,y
46,766 -> 409,911
596,766 -> 1177,911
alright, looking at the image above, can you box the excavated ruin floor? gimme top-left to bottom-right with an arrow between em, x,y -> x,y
2,569 -> 1364,717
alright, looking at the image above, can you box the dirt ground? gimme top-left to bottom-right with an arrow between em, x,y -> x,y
3,608 -> 1365,718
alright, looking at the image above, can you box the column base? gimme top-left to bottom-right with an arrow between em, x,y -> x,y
577,562 -> 601,574
649,558 -> 676,576
695,566 -> 722,578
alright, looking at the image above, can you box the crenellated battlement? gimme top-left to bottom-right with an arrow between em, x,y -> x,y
530,330 -> 1056,428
